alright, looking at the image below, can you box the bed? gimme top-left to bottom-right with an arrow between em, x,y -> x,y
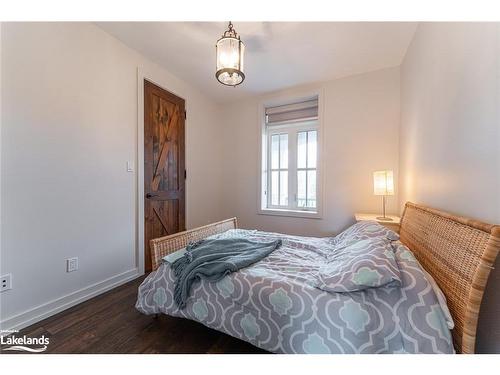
136,202 -> 500,354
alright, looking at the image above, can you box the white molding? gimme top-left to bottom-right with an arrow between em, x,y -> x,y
136,67 -> 146,275
0,268 -> 140,332
136,67 -> 188,274
258,208 -> 323,219
257,87 -> 325,220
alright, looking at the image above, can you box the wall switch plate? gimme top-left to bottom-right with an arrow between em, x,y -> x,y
126,161 -> 134,172
1,274 -> 12,292
66,257 -> 78,272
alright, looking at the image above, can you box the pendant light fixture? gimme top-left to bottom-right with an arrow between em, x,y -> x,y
215,22 -> 245,86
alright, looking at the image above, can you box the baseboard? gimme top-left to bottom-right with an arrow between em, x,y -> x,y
0,268 -> 142,332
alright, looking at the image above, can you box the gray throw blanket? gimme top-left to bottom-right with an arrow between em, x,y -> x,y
172,237 -> 282,308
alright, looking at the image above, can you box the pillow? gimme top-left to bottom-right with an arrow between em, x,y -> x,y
421,267 -> 454,329
316,237 -> 401,293
390,241 -> 454,330
391,241 -> 455,330
332,221 -> 399,248
162,248 -> 187,265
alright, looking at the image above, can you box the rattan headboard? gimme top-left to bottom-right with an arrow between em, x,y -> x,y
150,218 -> 238,271
399,202 -> 500,354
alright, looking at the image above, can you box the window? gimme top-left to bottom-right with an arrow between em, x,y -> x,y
270,133 -> 289,206
261,97 -> 321,217
297,130 -> 317,209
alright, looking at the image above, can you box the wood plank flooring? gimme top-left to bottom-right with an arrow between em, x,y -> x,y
0,276 -> 266,354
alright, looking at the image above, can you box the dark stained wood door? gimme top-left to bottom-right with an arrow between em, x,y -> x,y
144,80 -> 185,272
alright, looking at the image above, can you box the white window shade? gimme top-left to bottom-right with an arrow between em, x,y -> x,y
266,99 -> 318,126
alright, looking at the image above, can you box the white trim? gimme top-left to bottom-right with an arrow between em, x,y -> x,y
136,67 -> 188,274
0,268 -> 139,332
137,68 -> 145,275
266,122 -> 319,212
257,88 -> 325,220
259,208 -> 323,219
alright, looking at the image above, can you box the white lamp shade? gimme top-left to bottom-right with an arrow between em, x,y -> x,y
373,170 -> 394,196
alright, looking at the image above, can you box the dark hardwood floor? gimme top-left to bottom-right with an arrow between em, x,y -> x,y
1,276 -> 266,354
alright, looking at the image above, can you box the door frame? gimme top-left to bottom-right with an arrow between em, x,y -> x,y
136,67 -> 188,275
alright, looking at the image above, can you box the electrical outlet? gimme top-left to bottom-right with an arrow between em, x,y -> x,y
66,257 -> 78,272
1,274 -> 12,292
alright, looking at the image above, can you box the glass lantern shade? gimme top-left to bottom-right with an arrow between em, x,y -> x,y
216,34 -> 245,86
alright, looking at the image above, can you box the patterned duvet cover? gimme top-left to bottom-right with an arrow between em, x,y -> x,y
136,222 -> 454,353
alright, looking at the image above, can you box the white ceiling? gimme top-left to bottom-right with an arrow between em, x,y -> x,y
96,22 -> 417,103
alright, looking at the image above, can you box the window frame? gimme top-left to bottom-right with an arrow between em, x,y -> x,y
266,123 -> 319,212
258,91 -> 324,219
296,129 -> 318,210
266,131 -> 290,209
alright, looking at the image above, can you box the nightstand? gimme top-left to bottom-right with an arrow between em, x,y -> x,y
354,213 -> 401,234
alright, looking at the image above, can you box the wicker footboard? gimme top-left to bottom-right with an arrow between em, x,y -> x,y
149,218 -> 238,271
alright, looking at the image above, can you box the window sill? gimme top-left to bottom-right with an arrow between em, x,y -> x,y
258,208 -> 323,219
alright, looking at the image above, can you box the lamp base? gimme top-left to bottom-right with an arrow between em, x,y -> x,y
376,216 -> 393,222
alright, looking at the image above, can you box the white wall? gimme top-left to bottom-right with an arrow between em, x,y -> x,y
220,67 -> 400,237
399,22 -> 500,353
0,22 -> 226,330
399,23 -> 500,222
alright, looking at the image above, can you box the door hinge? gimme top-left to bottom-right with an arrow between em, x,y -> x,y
184,169 -> 187,180
184,110 -> 187,120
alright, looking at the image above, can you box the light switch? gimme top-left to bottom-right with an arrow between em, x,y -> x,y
127,161 -> 134,172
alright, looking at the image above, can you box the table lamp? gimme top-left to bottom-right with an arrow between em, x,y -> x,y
373,170 -> 394,221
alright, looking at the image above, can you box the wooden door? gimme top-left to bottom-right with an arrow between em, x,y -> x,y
144,80 -> 185,272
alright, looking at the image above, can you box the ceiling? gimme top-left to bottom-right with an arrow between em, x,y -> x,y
96,22 -> 417,103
